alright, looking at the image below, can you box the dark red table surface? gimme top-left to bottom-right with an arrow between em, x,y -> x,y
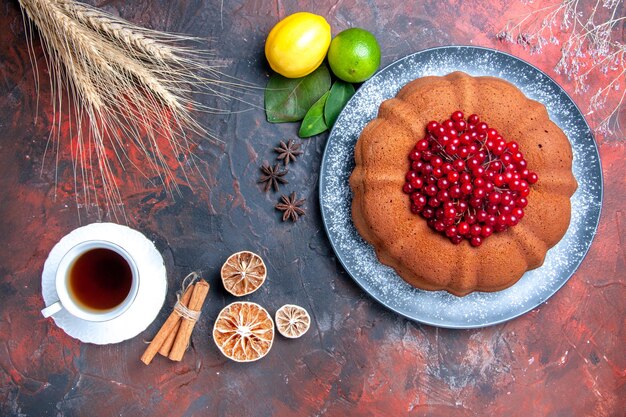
0,0 -> 624,416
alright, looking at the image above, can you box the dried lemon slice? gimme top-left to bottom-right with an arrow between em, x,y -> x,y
275,304 -> 310,339
220,251 -> 267,297
213,302 -> 274,362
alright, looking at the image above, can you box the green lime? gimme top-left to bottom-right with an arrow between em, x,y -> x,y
327,28 -> 381,83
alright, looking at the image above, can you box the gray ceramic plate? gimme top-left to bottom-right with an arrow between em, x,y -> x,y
319,46 -> 602,328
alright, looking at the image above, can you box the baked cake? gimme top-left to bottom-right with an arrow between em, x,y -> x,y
349,72 -> 577,296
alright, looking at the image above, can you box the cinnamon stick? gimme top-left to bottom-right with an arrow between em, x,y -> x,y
140,283 -> 196,365
168,280 -> 210,361
158,284 -> 195,357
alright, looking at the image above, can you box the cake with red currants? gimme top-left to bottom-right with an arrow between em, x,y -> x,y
349,72 -> 577,296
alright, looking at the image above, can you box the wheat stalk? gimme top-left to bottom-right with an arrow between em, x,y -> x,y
18,0 -> 242,220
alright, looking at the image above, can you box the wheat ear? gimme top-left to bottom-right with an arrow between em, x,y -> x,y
18,0 -> 240,220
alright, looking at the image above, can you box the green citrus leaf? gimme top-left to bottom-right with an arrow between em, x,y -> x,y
324,81 -> 355,128
299,91 -> 330,138
265,65 -> 331,123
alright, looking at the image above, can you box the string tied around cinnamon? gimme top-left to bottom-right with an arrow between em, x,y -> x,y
173,272 -> 202,324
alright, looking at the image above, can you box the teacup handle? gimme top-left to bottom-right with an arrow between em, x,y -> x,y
41,301 -> 63,318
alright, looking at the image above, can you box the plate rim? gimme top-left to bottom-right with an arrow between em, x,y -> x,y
318,45 -> 603,329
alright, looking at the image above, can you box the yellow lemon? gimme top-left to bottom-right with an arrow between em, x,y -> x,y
265,12 -> 331,78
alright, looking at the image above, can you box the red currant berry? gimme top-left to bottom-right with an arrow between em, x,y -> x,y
473,187 -> 487,199
493,145 -> 505,156
411,193 -> 427,206
443,119 -> 455,129
458,222 -> 470,235
517,197 -> 528,208
406,171 -> 418,181
410,177 -> 424,189
487,204 -> 499,214
468,157 -> 481,170
472,166 -> 485,177
488,192 -> 502,204
424,184 -> 438,196
443,206 -> 456,218
476,122 -> 488,133
445,144 -> 458,155
461,183 -> 473,195
427,121 -> 439,134
422,207 -> 435,219
445,226 -> 458,238
447,171 -> 460,183
460,133 -> 472,144
416,139 -> 429,151
442,163 -> 454,174
487,128 -> 499,139
469,197 -> 482,208
443,217 -> 455,226
450,235 -> 463,245
497,214 -> 508,227
449,185 -> 462,199
507,141 -> 519,152
437,190 -> 450,202
458,147 -> 470,158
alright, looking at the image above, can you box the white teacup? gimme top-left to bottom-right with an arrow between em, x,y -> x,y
41,240 -> 140,322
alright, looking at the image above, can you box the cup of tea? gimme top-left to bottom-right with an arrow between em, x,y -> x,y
41,240 -> 140,322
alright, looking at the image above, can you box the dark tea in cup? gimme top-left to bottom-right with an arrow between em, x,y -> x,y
69,248 -> 133,311
41,240 -> 140,322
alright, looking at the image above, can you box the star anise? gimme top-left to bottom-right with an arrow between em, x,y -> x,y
274,139 -> 303,166
275,192 -> 306,222
258,163 -> 288,192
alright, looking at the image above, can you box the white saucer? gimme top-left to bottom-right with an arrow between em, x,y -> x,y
41,223 -> 167,344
